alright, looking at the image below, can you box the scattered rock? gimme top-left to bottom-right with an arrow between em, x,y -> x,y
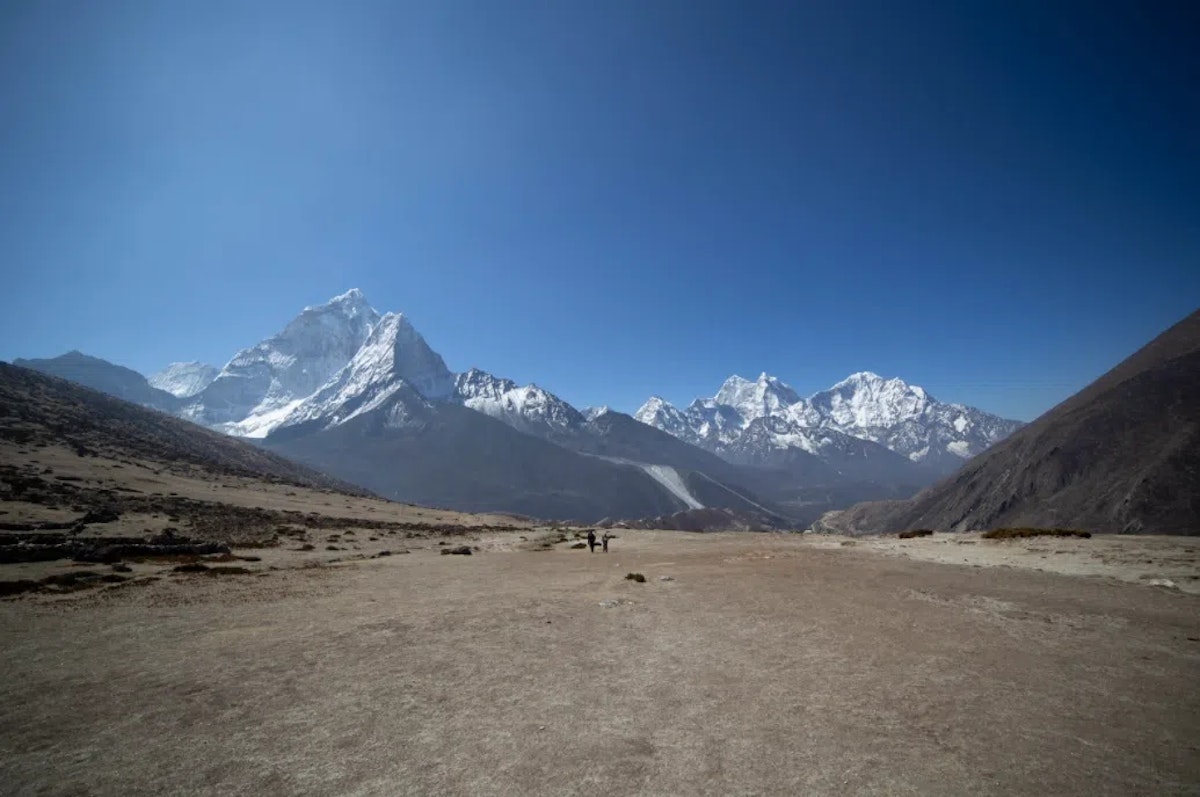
658,575 -> 674,581
569,542 -> 587,549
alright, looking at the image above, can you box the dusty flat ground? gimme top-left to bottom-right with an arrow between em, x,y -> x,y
2,529 -> 1199,796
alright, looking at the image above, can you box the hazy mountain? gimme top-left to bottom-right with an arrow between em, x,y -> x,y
148,361 -> 219,398
13,351 -> 179,413
814,309 -> 1200,535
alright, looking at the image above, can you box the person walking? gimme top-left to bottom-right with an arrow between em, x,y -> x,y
586,529 -> 597,553
601,533 -> 611,553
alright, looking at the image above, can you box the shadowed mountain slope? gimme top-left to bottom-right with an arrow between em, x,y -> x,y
263,388 -> 691,522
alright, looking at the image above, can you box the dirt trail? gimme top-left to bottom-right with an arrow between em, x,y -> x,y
2,530 -> 1198,795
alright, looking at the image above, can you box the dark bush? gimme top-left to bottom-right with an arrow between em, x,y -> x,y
898,529 -> 935,539
173,563 -> 209,573
982,528 -> 1092,540
625,572 -> 646,583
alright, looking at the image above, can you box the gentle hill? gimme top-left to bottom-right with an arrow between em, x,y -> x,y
815,309 -> 1200,535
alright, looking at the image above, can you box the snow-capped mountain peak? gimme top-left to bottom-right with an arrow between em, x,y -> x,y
350,312 -> 455,401
182,289 -> 383,434
802,371 -> 935,430
634,396 -> 696,441
148,361 -> 218,398
714,372 -> 801,424
453,368 -> 584,441
636,370 -> 1023,470
583,406 -> 612,421
272,311 -> 454,434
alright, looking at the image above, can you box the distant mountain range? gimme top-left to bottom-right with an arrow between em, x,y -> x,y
12,289 -> 1026,526
636,371 -> 1022,472
814,309 -> 1200,536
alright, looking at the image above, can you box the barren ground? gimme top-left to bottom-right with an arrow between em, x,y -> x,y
2,523 -> 1199,796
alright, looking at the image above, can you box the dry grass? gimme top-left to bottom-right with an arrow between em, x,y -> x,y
1,530 -> 1198,795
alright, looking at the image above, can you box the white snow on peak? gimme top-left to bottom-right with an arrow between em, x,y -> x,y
454,368 -> 584,438
182,289 -> 381,430
635,369 -> 1023,465
148,361 -> 218,398
583,406 -> 611,421
714,373 -> 800,426
275,311 -> 455,433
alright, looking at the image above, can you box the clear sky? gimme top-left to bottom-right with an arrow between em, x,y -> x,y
1,0 -> 1196,421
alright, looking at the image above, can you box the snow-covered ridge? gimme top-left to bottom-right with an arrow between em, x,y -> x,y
635,370 -> 1022,466
148,361 -> 218,398
453,368 -> 585,440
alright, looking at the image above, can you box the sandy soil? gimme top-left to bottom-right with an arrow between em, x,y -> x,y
811,531 -> 1200,595
2,529 -> 1198,796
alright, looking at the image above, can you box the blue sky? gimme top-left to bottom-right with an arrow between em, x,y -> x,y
1,0 -> 1196,421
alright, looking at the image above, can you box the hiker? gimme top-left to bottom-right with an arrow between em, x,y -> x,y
601,533 -> 611,553
586,529 -> 597,553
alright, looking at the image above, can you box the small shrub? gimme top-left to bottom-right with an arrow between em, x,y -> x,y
898,529 -> 934,539
625,572 -> 646,583
982,528 -> 1091,540
173,563 -> 209,573
441,546 -> 472,556
204,566 -> 251,576
298,543 -> 315,551
0,579 -> 41,597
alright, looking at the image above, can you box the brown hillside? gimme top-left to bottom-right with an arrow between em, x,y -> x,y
0,362 -> 366,494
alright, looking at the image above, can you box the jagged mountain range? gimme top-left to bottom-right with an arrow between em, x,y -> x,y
12,290 -> 1023,525
636,372 -> 1023,473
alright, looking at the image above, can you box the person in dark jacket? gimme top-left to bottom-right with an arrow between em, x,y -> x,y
586,529 -> 597,553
